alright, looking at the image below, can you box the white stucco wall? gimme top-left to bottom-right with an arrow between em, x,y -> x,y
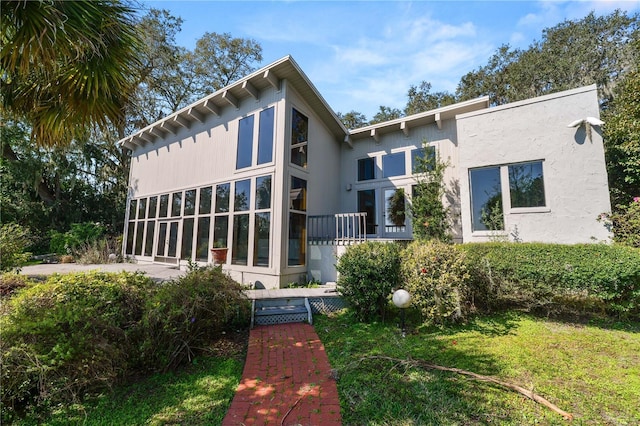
457,85 -> 612,244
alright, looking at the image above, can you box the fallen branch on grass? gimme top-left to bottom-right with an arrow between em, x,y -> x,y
350,355 -> 573,421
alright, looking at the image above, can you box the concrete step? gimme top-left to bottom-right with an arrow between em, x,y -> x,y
251,297 -> 312,327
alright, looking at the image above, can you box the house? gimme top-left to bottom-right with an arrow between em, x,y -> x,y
120,56 -> 612,289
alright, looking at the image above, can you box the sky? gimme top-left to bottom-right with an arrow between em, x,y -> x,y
141,0 -> 640,118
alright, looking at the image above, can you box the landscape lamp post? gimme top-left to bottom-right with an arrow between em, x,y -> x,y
392,289 -> 412,337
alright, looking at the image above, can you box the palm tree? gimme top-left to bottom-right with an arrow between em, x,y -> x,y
1,0 -> 141,147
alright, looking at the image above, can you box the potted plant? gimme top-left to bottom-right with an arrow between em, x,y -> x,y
210,241 -> 228,264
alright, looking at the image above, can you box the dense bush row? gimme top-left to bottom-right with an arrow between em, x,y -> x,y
0,267 -> 250,422
337,241 -> 640,325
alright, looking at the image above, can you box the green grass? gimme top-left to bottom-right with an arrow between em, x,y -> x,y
315,311 -> 640,425
14,356 -> 244,426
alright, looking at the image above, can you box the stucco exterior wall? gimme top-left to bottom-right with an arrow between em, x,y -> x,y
457,85 -> 612,244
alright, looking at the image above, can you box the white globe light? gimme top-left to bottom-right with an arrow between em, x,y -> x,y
392,289 -> 412,308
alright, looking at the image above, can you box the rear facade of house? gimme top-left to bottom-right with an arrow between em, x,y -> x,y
121,56 -> 611,289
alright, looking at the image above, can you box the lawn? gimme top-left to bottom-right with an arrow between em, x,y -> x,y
10,312 -> 639,425
315,311 -> 640,425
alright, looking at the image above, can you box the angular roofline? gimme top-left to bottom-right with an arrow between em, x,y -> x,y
346,96 -> 490,144
118,55 -> 349,150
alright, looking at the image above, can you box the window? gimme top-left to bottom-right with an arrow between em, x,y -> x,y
137,198 -> 147,219
144,221 -> 155,256
199,187 -> 212,215
509,161 -> 545,208
257,107 -> 274,164
236,115 -> 254,169
232,214 -> 249,265
290,177 -> 307,211
215,183 -> 230,213
358,157 -> 375,181
181,218 -> 194,260
134,221 -> 145,255
358,189 -> 377,234
125,221 -> 135,254
129,199 -> 137,220
290,108 -> 308,168
412,146 -> 436,173
148,196 -> 158,218
254,213 -> 270,267
288,176 -> 307,266
171,192 -> 182,217
382,152 -> 405,177
234,179 -> 251,212
255,175 -> 272,210
184,189 -> 196,216
159,194 -> 169,218
469,167 -> 503,231
195,217 -> 210,261
213,216 -> 229,248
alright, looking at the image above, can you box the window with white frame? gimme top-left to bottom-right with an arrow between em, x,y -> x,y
290,109 -> 308,168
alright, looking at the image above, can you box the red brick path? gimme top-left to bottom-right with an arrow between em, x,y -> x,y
222,323 -> 342,426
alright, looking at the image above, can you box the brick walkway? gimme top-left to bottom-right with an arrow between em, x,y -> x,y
222,323 -> 342,426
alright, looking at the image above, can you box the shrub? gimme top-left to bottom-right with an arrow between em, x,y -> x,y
75,237 -> 122,264
602,197 -> 640,248
0,272 -> 154,419
142,266 -> 250,371
336,242 -> 402,322
49,222 -> 105,255
400,240 -> 470,325
0,223 -> 32,272
461,243 -> 640,319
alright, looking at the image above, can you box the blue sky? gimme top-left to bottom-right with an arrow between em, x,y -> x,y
141,0 -> 639,118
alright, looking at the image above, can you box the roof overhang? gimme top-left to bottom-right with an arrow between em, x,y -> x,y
348,96 -> 491,142
118,55 -> 349,150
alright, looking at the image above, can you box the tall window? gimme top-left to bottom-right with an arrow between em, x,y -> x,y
236,115 -> 254,169
358,189 -> 377,234
290,108 -> 308,168
213,183 -> 230,254
171,192 -> 182,217
257,107 -> 275,164
382,152 -> 405,177
411,146 -> 436,172
358,157 -> 375,181
232,180 -> 251,265
469,167 -> 503,231
288,176 -> 307,266
509,161 -> 545,208
254,175 -> 272,267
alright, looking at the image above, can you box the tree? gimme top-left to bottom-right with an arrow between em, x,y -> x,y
192,32 -> 263,95
337,110 -> 368,129
410,142 -> 451,242
370,106 -> 402,124
602,42 -> 640,209
1,0 -> 141,147
455,10 -> 639,107
405,81 -> 457,115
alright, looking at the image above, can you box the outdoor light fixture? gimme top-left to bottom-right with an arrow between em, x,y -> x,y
567,116 -> 604,142
392,289 -> 411,337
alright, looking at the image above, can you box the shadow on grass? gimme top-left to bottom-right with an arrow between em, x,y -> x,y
37,356 -> 243,426
315,311 -> 545,425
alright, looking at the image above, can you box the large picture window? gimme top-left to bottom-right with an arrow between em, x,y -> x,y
288,176 -> 307,266
469,167 -> 503,231
382,152 -> 405,178
509,161 -> 546,208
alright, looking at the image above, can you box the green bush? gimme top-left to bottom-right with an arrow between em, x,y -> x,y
603,197 -> 640,248
461,243 -> 640,319
49,222 -> 105,255
401,240 -> 470,325
0,272 -> 154,419
142,266 -> 250,371
0,223 -> 32,272
336,241 -> 402,322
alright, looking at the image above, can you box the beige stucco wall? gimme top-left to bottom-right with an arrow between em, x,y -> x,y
456,85 -> 612,244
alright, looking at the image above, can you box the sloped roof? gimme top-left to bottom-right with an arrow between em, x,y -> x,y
346,96 -> 490,144
118,55 -> 349,150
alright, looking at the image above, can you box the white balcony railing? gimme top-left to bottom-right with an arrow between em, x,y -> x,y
308,213 -> 367,245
